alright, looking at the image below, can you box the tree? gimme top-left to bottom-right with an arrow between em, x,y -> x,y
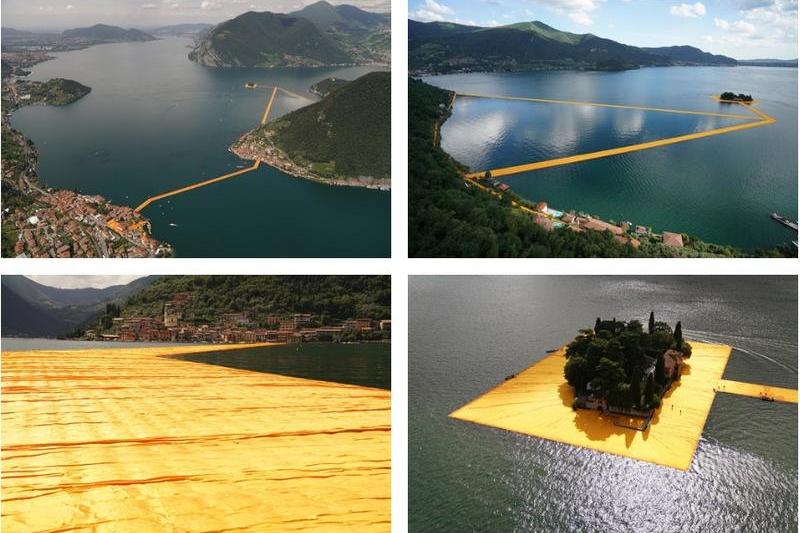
674,321 -> 683,347
648,311 -> 655,335
483,170 -> 492,181
655,352 -> 666,386
644,374 -> 658,409
629,367 -> 642,408
595,317 -> 601,332
564,354 -> 593,393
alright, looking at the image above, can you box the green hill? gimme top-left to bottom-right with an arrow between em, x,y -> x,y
310,77 -> 350,97
1,276 -> 157,337
409,19 -> 736,74
642,45 -> 737,66
189,11 -> 349,67
189,3 -> 388,68
93,276 -> 391,327
234,71 -> 389,184
62,24 -> 155,42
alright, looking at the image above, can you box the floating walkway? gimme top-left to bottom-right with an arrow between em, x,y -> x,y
458,93 -> 776,179
450,341 -> 795,471
1,344 -> 391,532
716,379 -> 798,403
135,86 -> 281,213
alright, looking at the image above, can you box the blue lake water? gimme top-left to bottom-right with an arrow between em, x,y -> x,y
12,38 -> 390,257
426,67 -> 797,249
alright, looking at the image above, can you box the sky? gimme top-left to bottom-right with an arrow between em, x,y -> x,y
409,0 -> 798,59
26,275 -> 146,289
0,0 -> 390,30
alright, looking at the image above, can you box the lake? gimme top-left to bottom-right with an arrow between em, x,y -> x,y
178,342 -> 391,390
425,67 -> 797,250
12,38 -> 390,257
409,276 -> 797,532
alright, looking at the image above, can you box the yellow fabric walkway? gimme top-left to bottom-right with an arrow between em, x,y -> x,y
460,94 -> 775,179
450,341 -> 793,471
1,344 -> 390,532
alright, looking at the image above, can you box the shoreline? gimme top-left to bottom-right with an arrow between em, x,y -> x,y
231,133 -> 391,191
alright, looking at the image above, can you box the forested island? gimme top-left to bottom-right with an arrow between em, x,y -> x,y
232,72 -> 390,189
720,91 -> 753,102
565,313 -> 691,415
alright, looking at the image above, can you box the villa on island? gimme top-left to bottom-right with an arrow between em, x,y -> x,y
565,312 -> 692,423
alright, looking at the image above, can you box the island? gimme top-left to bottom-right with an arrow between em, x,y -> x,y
565,312 -> 691,420
720,91 -> 754,102
231,71 -> 390,190
189,2 -> 389,68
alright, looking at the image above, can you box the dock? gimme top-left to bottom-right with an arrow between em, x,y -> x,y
1,344 -> 391,532
771,212 -> 798,231
450,341 -> 796,471
135,86 -> 282,213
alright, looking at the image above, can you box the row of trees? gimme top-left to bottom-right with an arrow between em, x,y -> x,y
720,92 -> 753,102
564,312 -> 691,411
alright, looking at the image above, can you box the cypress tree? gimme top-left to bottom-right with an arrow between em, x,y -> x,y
648,311 -> 655,335
644,375 -> 656,408
674,321 -> 683,347
595,317 -> 601,332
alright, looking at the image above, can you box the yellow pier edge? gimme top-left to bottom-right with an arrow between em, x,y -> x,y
135,86 -> 281,213
449,341 -> 796,471
458,94 -> 776,180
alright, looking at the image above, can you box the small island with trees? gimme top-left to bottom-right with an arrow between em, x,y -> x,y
719,91 -> 753,103
564,312 -> 692,422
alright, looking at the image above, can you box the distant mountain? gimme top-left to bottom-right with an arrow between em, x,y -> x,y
1,276 -> 157,338
62,24 -> 156,43
737,58 -> 798,67
642,45 -> 736,66
151,23 -> 213,37
1,27 -> 34,37
233,71 -> 389,183
409,19 -> 736,74
189,2 -> 388,68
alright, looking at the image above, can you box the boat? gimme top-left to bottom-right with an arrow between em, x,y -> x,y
770,212 -> 798,231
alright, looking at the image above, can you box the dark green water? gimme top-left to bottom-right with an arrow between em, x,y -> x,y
178,342 -> 390,390
410,276 -> 797,532
426,68 -> 797,249
12,38 -> 390,257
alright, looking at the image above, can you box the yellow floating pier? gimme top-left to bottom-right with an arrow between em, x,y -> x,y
135,86 -> 279,213
1,345 -> 391,532
460,94 -> 776,179
716,379 -> 798,403
450,341 -> 795,471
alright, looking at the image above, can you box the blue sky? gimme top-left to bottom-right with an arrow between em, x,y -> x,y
409,0 -> 798,59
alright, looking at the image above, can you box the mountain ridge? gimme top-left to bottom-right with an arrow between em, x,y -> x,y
409,19 -> 738,74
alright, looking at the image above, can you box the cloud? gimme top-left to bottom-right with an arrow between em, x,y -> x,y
529,0 -> 601,26
714,17 -> 756,35
669,2 -> 706,17
26,275 -> 146,290
66,4 -> 74,8
412,0 -> 454,22
141,2 -> 158,8
200,0 -> 222,9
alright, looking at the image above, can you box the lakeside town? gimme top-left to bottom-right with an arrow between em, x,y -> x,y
1,50 -> 171,258
472,173 -> 687,250
84,291 -> 391,344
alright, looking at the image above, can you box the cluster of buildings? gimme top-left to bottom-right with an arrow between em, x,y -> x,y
472,175 -> 685,249
88,292 -> 390,345
5,189 -> 171,258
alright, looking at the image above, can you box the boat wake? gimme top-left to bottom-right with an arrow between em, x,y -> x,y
684,328 -> 797,374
